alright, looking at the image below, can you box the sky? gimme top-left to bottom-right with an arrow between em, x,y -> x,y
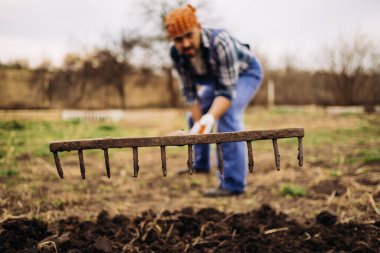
1,0 -> 379,69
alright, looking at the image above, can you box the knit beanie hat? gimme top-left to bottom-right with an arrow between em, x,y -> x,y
164,4 -> 199,37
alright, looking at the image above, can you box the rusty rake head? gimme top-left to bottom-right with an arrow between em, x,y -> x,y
49,128 -> 304,179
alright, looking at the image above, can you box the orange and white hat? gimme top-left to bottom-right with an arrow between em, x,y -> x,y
164,4 -> 200,38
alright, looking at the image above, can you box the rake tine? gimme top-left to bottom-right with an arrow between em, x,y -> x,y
187,144 -> 193,175
160,146 -> 167,177
53,152 -> 64,179
272,139 -> 280,171
78,150 -> 86,179
132,147 -> 139,177
297,137 -> 303,167
103,149 -> 111,178
246,141 -> 255,173
216,143 -> 224,175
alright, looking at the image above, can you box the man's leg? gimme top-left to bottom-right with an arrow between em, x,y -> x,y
217,69 -> 262,192
189,86 -> 215,172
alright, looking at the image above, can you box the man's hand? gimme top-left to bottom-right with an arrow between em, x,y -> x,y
190,114 -> 215,134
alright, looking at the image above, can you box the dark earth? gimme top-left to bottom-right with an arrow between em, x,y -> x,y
1,205 -> 379,253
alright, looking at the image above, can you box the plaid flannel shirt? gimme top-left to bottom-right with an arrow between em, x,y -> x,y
171,28 -> 255,105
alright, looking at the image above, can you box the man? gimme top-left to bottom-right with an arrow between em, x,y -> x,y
164,5 -> 263,197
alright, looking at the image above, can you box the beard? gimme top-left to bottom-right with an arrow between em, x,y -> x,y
182,47 -> 197,57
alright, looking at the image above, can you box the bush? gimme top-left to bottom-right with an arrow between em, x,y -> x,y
0,120 -> 25,131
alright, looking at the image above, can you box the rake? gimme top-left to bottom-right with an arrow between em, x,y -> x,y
49,128 -> 304,179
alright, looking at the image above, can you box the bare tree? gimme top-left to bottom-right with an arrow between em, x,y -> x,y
321,33 -> 380,105
91,49 -> 131,108
30,60 -> 52,108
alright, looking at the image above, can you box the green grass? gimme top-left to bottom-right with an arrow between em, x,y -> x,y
347,147 -> 380,164
0,119 -> 136,174
0,148 -> 6,159
325,168 -> 343,177
268,106 -> 307,115
305,123 -> 380,148
279,183 -> 306,197
0,167 -> 19,176
51,199 -> 66,210
189,178 -> 203,187
304,122 -> 380,166
0,120 -> 25,131
0,120 -> 133,159
363,150 -> 380,163
96,124 -> 116,132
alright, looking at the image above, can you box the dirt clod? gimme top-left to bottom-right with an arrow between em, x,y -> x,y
316,211 -> 337,226
93,236 -> 113,252
0,218 -> 50,251
311,179 -> 346,196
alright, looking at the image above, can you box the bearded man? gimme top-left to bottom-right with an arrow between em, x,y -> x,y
165,5 -> 263,197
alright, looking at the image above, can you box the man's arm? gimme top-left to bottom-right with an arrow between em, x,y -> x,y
189,96 -> 231,135
189,30 -> 239,134
189,96 -> 230,122
207,96 -> 231,120
188,101 -> 202,122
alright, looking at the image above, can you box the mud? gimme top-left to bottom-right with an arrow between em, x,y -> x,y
311,179 -> 347,196
1,205 -> 379,253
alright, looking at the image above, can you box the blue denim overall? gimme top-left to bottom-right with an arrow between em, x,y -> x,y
189,56 -> 263,193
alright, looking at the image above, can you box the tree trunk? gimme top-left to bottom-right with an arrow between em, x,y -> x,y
165,67 -> 180,107
117,81 -> 126,109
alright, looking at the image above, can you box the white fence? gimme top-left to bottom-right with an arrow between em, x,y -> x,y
61,110 -> 125,122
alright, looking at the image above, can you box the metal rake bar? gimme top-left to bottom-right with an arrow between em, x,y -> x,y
50,128 -> 304,179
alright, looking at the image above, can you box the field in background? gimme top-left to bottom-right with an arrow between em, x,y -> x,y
0,106 -> 379,224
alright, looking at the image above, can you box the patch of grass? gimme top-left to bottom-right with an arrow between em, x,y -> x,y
279,137 -> 298,146
34,145 -> 52,157
0,119 -> 133,164
91,123 -> 129,138
97,124 -> 116,131
67,119 -> 81,125
355,167 -> 371,174
0,168 -> 19,177
170,184 -> 180,191
326,169 -> 343,177
51,199 -> 65,210
304,130 -> 332,146
0,148 -> 6,159
279,183 -> 306,197
0,120 -> 25,131
189,178 -> 202,187
269,106 -> 304,115
336,126 -> 380,137
340,112 -> 352,117
306,122 -> 380,147
356,140 -> 367,145
45,172 -> 60,181
73,182 -> 88,191
362,149 -> 380,163
348,148 -> 380,164
97,184 -> 113,193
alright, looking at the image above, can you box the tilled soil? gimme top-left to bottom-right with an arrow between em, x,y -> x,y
1,205 -> 379,253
